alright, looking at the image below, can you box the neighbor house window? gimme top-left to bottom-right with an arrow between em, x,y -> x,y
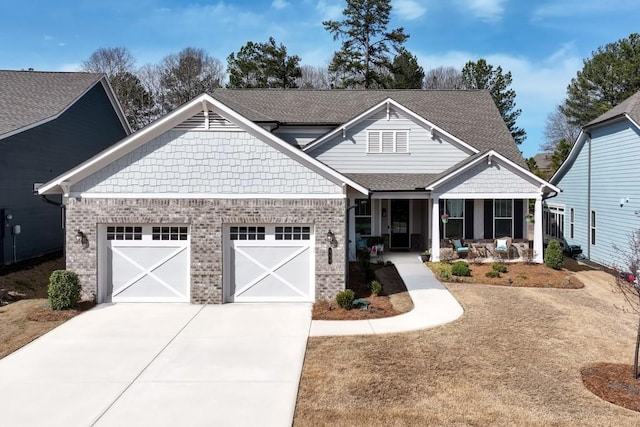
354,199 -> 371,236
570,208 -> 574,239
494,199 -> 513,237
444,199 -> 464,238
544,205 -> 565,239
591,211 -> 596,245
366,131 -> 409,153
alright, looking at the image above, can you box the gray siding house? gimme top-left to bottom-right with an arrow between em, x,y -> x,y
550,90 -> 640,270
0,71 -> 130,265
39,90 -> 556,304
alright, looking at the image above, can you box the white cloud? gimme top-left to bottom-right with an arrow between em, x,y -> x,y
394,0 -> 427,21
43,35 -> 53,41
272,0 -> 289,10
316,0 -> 343,21
532,0 -> 640,20
459,0 -> 506,22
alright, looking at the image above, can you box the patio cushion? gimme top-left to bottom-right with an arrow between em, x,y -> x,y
496,239 -> 507,251
452,239 -> 463,249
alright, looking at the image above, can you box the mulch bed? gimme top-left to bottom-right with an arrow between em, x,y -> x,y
582,363 -> 640,412
312,262 -> 407,320
26,300 -> 96,322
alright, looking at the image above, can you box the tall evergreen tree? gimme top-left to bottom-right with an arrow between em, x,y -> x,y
323,0 -> 408,89
562,33 -> 640,126
462,59 -> 526,144
390,48 -> 424,89
227,37 -> 301,89
550,138 -> 572,173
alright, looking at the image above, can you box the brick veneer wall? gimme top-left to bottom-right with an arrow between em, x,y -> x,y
65,197 -> 346,303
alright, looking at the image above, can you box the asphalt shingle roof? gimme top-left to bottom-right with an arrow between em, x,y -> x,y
211,89 -> 525,166
587,90 -> 640,127
0,70 -> 104,137
344,173 -> 439,191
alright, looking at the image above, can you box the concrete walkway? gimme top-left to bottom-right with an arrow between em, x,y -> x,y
310,252 -> 464,336
0,303 -> 311,427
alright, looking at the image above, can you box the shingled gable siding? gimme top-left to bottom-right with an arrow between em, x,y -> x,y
65,198 -> 346,303
436,160 -> 539,195
72,129 -> 342,195
308,107 -> 470,173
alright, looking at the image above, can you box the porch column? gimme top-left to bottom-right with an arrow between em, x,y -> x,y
431,195 -> 440,261
534,195 -> 543,263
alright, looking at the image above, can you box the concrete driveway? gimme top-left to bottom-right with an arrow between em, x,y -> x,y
0,303 -> 312,427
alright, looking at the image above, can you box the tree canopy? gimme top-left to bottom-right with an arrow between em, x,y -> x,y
423,66 -> 465,89
323,0 -> 408,88
159,47 -> 224,110
227,37 -> 301,88
389,48 -> 424,89
561,33 -> 640,126
462,59 -> 526,144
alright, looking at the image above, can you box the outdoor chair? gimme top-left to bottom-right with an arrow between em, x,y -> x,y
450,238 -> 469,259
495,237 -> 512,260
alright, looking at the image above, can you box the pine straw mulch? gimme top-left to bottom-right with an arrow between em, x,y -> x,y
582,363 -> 640,412
312,262 -> 413,320
429,260 -> 585,288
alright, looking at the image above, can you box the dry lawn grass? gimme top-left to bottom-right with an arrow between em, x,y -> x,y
0,254 -> 92,359
295,270 -> 640,426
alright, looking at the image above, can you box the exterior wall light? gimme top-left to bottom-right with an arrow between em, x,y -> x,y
76,230 -> 89,248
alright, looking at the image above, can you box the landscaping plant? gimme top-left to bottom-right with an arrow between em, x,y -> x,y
485,270 -> 501,278
544,240 -> 564,270
451,261 -> 471,277
370,280 -> 382,296
48,270 -> 81,310
492,263 -> 508,273
336,289 -> 355,310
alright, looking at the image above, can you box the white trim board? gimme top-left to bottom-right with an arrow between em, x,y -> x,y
74,193 -> 347,199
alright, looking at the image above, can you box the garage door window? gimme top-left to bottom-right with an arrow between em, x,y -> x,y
275,226 -> 311,240
106,226 -> 142,240
230,226 -> 266,240
152,226 -> 188,241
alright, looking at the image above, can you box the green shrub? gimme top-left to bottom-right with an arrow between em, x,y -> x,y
492,263 -> 508,273
370,280 -> 382,296
544,240 -> 564,270
48,270 -> 81,310
485,270 -> 501,278
439,269 -> 451,280
451,261 -> 471,277
336,289 -> 355,310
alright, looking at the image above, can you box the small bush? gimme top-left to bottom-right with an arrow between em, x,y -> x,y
48,270 -> 81,310
544,240 -> 564,270
370,280 -> 382,296
451,261 -> 471,277
336,289 -> 355,310
439,269 -> 451,280
485,270 -> 501,278
492,263 -> 508,273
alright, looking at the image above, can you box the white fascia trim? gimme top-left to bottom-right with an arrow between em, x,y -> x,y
626,113 -> 640,132
0,76 -> 130,142
41,93 -> 368,196
427,150 -> 560,193
303,98 -> 479,155
74,193 -> 347,199
438,192 -> 541,199
549,130 -> 588,184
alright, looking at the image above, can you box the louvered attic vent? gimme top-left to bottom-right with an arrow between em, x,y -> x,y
174,110 -> 239,131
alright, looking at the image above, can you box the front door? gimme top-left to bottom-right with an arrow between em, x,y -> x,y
390,200 -> 410,249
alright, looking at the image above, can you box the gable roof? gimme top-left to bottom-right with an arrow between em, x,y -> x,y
586,90 -> 640,128
38,93 -> 368,196
0,70 -> 130,140
344,173 -> 438,191
211,89 -> 525,166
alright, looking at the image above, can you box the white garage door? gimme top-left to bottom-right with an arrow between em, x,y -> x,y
103,225 -> 190,303
225,225 -> 315,302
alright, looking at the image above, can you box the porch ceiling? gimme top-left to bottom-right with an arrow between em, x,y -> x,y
345,173 -> 437,191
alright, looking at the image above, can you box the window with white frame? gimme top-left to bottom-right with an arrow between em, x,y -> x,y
591,210 -> 596,245
444,199 -> 464,238
494,199 -> 513,237
570,208 -> 574,239
367,131 -> 409,153
354,199 -> 371,236
544,205 -> 565,240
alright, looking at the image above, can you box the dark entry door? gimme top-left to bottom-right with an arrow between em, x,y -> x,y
390,200 -> 410,248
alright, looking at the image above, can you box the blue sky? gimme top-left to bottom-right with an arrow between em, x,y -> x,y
1,0 -> 639,158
